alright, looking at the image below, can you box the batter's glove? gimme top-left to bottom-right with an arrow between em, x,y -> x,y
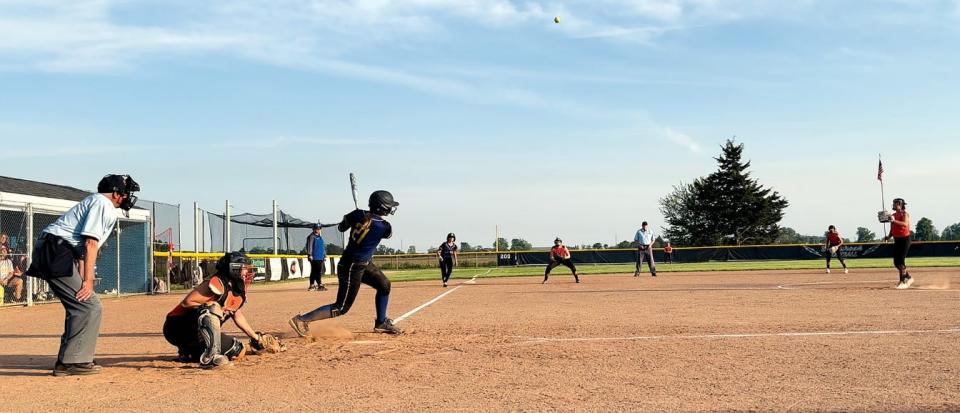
250,332 -> 286,354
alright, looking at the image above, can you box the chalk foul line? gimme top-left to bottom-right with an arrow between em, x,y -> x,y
393,269 -> 491,324
518,327 -> 960,344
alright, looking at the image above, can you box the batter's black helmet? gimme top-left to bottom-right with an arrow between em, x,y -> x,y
369,190 -> 399,215
447,233 -> 456,240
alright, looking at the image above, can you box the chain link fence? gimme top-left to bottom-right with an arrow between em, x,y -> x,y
1,200 -> 153,307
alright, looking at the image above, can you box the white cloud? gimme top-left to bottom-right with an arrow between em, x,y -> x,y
662,127 -> 701,152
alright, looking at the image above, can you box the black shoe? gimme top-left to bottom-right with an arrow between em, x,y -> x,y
651,273 -> 657,277
317,285 -> 328,291
633,272 -> 640,277
374,318 -> 402,335
53,361 -> 102,376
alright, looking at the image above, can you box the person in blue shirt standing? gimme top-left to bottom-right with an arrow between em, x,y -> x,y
305,223 -> 330,291
633,221 -> 657,277
290,190 -> 402,335
26,174 -> 140,376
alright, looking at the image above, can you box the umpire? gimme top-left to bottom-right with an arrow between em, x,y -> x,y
26,174 -> 140,376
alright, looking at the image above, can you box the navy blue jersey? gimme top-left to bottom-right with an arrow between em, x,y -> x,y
438,242 -> 457,259
339,209 -> 392,262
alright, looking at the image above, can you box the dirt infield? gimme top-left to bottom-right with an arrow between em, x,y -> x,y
1,267 -> 958,412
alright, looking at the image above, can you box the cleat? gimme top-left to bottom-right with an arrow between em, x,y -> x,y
307,285 -> 317,291
826,269 -> 831,274
633,271 -> 640,277
895,282 -> 906,289
844,268 -> 849,274
200,355 -> 232,370
374,318 -> 402,335
904,276 -> 914,288
317,285 -> 327,291
289,314 -> 310,337
53,362 -> 102,377
442,282 -> 447,288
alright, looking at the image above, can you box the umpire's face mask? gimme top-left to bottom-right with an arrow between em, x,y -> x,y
119,193 -> 138,211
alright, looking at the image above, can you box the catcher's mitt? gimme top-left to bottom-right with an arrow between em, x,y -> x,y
250,332 -> 286,354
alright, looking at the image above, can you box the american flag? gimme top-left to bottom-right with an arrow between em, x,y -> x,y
877,159 -> 884,181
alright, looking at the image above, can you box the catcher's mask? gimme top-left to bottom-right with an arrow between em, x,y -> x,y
369,190 -> 399,216
97,174 -> 140,211
554,238 -> 562,245
216,252 -> 254,297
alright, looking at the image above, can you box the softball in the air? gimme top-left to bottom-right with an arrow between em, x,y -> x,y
554,16 -> 560,24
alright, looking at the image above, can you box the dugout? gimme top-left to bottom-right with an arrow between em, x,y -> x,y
0,176 -> 152,306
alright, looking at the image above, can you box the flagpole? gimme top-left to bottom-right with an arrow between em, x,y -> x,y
879,154 -> 887,240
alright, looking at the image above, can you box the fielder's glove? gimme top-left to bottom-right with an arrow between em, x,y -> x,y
250,332 -> 286,354
878,210 -> 893,223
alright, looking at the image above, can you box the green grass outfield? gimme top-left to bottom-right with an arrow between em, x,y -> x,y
382,257 -> 960,283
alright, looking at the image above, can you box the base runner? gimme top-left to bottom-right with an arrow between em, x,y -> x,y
437,233 -> 458,287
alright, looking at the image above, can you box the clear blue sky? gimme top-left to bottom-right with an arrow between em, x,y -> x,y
2,1 -> 958,251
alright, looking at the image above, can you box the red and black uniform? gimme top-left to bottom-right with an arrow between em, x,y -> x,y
162,275 -> 245,362
826,232 -> 846,270
890,211 -> 911,281
544,245 -> 579,283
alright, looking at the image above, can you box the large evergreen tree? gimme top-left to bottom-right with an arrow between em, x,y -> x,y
660,139 -> 789,246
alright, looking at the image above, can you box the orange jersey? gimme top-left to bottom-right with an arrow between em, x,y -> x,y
664,246 -> 673,253
826,232 -> 842,246
166,276 -> 244,317
891,211 -> 910,238
551,245 -> 570,259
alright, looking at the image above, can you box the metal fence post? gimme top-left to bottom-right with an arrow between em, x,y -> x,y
116,225 -> 121,296
150,205 -> 155,295
25,203 -> 34,307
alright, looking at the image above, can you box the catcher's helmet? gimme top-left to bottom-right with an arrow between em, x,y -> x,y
97,174 -> 140,211
893,198 -> 907,207
369,190 -> 399,215
216,252 -> 253,295
554,237 -> 562,244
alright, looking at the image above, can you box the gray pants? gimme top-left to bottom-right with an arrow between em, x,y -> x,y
46,264 -> 103,364
636,246 -> 657,275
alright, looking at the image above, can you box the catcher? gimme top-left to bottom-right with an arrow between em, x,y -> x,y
162,252 -> 283,369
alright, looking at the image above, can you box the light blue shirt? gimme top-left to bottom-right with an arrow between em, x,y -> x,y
634,228 -> 655,246
43,194 -> 119,247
